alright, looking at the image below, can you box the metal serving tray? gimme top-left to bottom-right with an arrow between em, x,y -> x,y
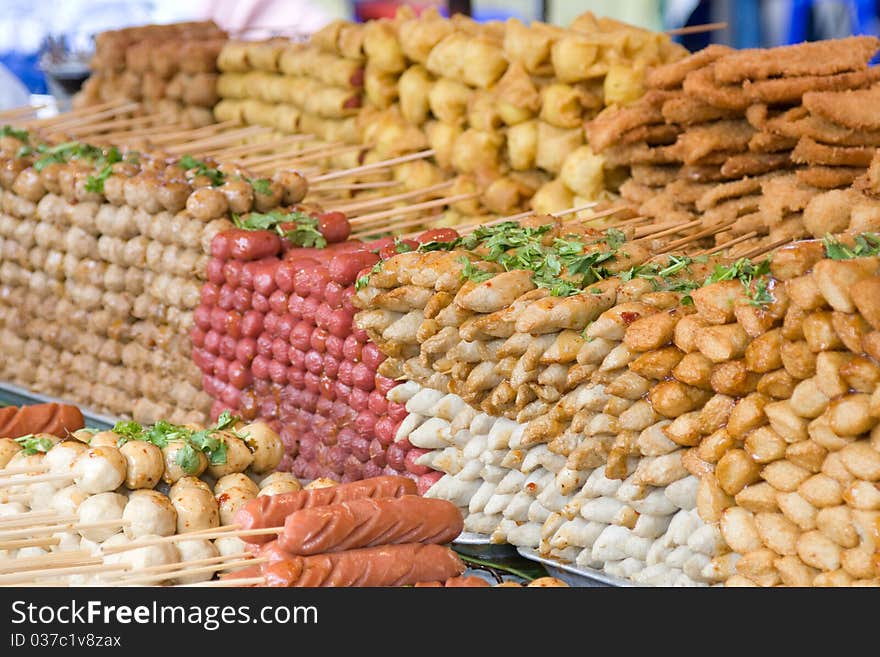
452,531 -> 519,559
0,381 -> 117,430
517,548 -> 633,587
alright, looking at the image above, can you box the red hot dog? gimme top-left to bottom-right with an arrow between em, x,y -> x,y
234,475 -> 418,543
278,496 -> 462,555
414,576 -> 492,588
263,543 -> 465,587
0,403 -> 84,438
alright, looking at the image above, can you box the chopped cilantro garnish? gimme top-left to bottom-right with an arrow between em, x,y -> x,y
459,256 -> 495,283
178,154 -> 225,186
249,177 -> 272,195
235,210 -> 327,248
0,125 -> 30,142
14,434 -> 54,455
822,233 -> 880,260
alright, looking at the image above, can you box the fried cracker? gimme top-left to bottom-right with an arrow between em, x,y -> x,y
721,151 -> 793,177
667,179 -> 716,205
853,151 -> 880,196
758,174 -> 821,224
769,215 -> 809,243
585,89 -> 674,152
682,65 -> 751,111
639,190 -> 696,221
713,36 -> 880,84
678,164 -> 729,183
730,211 -> 768,236
748,132 -> 799,153
791,136 -> 876,167
803,84 -> 880,130
603,142 -> 680,167
661,95 -> 740,125
760,106 -> 880,146
619,123 -> 680,146
745,66 -> 880,105
701,194 -> 761,227
645,44 -> 733,90
630,164 -> 680,187
619,179 -> 659,204
796,165 -> 864,189
802,188 -> 863,237
672,120 -> 755,164
696,172 -> 782,212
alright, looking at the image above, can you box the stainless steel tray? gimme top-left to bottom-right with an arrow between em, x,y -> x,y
517,548 -> 633,587
0,381 -> 117,429
452,531 -> 519,559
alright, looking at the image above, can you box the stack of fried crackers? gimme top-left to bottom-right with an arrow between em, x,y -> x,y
587,36 -> 880,254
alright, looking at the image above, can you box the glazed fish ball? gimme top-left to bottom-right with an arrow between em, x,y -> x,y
214,536 -> 249,572
0,437 -> 21,467
123,489 -> 177,538
79,535 -> 102,556
45,441 -> 89,474
54,531 -> 82,552
258,480 -> 302,497
28,482 -> 60,510
174,538 -> 219,584
0,501 -> 27,517
73,446 -> 127,494
240,422 -> 283,474
171,481 -> 219,533
70,429 -> 94,444
162,440 -> 207,483
214,472 -> 259,497
77,492 -> 127,541
206,433 -> 253,478
120,441 -> 164,489
114,537 -> 180,581
170,475 -> 212,498
305,478 -> 339,490
88,431 -> 121,449
51,485 -> 89,516
259,472 -> 301,490
216,485 -> 256,526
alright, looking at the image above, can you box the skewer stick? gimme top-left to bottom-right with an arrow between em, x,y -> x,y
0,513 -> 76,530
694,231 -> 758,256
148,120 -> 238,145
164,125 -> 273,154
0,561 -> 129,585
24,98 -> 131,126
0,551 -> 98,574
656,219 -> 737,253
64,113 -> 164,137
0,518 -> 126,540
0,104 -> 46,120
98,525 -> 281,554
116,551 -> 254,578
310,180 -> 402,193
350,192 -> 479,227
0,536 -> 60,550
178,576 -> 266,587
209,133 -> 315,159
94,123 -> 189,143
0,464 -> 48,476
239,140 -> 345,167
666,21 -> 728,36
248,144 -> 364,172
309,149 -> 435,183
41,102 -> 141,133
736,236 -> 792,259
111,557 -> 266,587
0,472 -> 73,489
636,218 -> 702,241
333,181 -> 454,215
369,213 -> 445,238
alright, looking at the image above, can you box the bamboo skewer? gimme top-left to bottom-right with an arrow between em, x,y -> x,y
111,557 -> 265,587
208,133 -> 315,159
694,231 -> 758,256
655,219 -> 737,254
23,98 -> 131,127
636,218 -> 702,241
0,518 -> 127,540
0,104 -> 46,120
0,562 -> 129,585
94,123 -> 189,143
372,213 -> 445,238
245,143 -> 360,170
309,149 -> 435,183
147,120 -> 238,145
0,514 -> 76,531
666,21 -> 728,36
736,236 -> 792,259
98,525 -> 281,555
310,180 -> 402,193
233,140 -> 344,166
0,464 -> 49,476
179,576 -> 265,588
350,192 -> 478,228
0,536 -> 60,551
332,181 -> 453,216
164,125 -> 273,154
0,472 -> 74,488
41,103 -> 141,134
64,113 -> 164,137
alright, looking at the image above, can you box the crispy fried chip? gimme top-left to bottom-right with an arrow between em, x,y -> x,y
683,65 -> 752,111
619,123 -> 680,146
672,119 -> 755,164
585,89 -> 673,152
630,163 -> 681,186
758,174 -> 821,223
853,151 -> 880,195
745,66 -> 880,105
667,178 -> 716,204
721,151 -> 793,177
619,179 -> 659,204
603,141 -> 680,167
696,172 -> 782,212
701,194 -> 761,226
713,35 -> 880,84
661,95 -> 740,125
791,136 -> 876,167
748,132 -> 799,153
796,165 -> 865,189
645,44 -> 733,90
803,84 -> 880,130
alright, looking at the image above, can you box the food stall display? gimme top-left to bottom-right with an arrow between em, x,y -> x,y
75,21 -> 227,128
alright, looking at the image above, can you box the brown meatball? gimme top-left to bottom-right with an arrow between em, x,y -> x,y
219,179 -> 253,214
273,170 -> 309,205
186,187 -> 229,221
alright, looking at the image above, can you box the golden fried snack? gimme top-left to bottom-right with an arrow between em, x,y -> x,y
671,120 -> 754,164
311,19 -> 346,55
604,62 -> 646,106
796,166 -> 865,189
560,146 -> 605,198
540,83 -> 588,129
451,129 -> 504,175
803,84 -> 880,131
619,123 -> 679,147
246,39 -> 286,72
503,18 -> 559,75
399,65 -> 433,125
428,78 -> 472,125
551,34 -> 601,83
463,37 -> 508,88
661,95 -> 740,125
586,90 -> 668,153
713,35 -> 880,84
363,19 -> 406,74
467,90 -> 502,132
791,137 -> 875,167
683,65 -> 751,111
531,178 -> 574,214
535,121 -> 584,174
506,119 -> 538,171
399,7 -> 453,64
646,44 -> 733,90
721,152 -> 793,178
749,132 -> 799,153
217,40 -> 252,73
425,120 -> 462,170
425,32 -> 470,81
364,64 -> 398,109
744,67 -> 880,106
493,63 -> 541,126
630,164 -> 680,187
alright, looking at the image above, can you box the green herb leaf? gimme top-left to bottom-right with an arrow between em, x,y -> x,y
249,177 -> 272,196
459,256 -> 495,283
14,434 -> 54,455
178,154 -> 225,186
175,442 -> 202,475
0,125 -> 30,142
